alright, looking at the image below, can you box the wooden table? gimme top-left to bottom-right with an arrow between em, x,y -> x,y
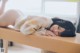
0,28 -> 80,53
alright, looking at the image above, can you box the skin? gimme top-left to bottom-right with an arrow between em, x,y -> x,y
0,0 -> 21,27
46,24 -> 65,36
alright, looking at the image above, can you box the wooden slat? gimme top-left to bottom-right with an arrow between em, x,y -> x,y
0,28 -> 80,53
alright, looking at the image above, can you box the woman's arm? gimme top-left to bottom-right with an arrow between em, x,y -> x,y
0,0 -> 8,15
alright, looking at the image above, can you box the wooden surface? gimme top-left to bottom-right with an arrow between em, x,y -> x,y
0,28 -> 80,53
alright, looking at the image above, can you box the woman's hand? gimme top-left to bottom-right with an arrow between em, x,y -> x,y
46,30 -> 56,37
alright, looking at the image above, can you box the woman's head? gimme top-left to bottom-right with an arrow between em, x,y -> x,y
49,18 -> 76,37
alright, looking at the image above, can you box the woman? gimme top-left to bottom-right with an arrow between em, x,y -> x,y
46,18 -> 76,37
14,15 -> 76,37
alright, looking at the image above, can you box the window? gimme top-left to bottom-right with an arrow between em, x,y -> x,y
5,0 -> 41,14
5,0 -> 77,16
44,1 -> 77,16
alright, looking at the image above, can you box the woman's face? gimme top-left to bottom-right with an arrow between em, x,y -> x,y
50,24 -> 65,36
